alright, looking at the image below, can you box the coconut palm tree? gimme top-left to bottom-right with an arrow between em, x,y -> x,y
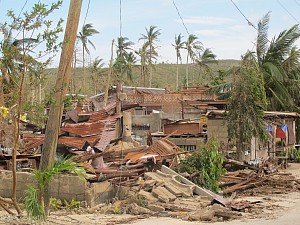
195,48 -> 217,84
184,34 -> 203,88
135,46 -> 148,87
116,37 -> 134,58
114,36 -> 134,81
139,25 -> 161,87
172,33 -> 184,90
77,23 -> 99,92
254,12 -> 300,110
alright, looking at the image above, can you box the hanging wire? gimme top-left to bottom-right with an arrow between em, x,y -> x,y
172,0 -> 189,35
18,0 -> 29,18
229,0 -> 257,31
83,0 -> 91,26
119,0 -> 122,38
295,0 -> 300,7
277,0 -> 299,23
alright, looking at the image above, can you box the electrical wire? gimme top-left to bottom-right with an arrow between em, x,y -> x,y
172,0 -> 189,35
119,0 -> 122,38
277,0 -> 299,23
18,0 -> 29,18
83,0 -> 91,26
295,0 -> 300,7
229,0 -> 257,31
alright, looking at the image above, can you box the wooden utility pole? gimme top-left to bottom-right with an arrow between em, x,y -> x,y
103,39 -> 115,106
40,0 -> 82,212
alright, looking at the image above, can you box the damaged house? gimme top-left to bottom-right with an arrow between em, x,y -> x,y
207,110 -> 299,163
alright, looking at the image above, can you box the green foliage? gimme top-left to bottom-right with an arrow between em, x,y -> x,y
63,92 -> 86,111
226,55 -> 268,159
25,157 -> 86,220
50,198 -> 62,211
0,1 -> 63,107
64,198 -> 80,210
24,186 -> 46,221
177,139 -> 226,192
50,198 -> 80,211
22,101 -> 48,127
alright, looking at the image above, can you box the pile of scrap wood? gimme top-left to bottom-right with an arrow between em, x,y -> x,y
222,158 -> 300,195
72,138 -> 181,184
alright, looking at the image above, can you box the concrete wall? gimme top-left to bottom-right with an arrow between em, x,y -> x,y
207,118 -> 228,145
0,171 -> 116,207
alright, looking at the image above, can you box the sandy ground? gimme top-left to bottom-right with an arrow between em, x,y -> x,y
1,163 -> 300,225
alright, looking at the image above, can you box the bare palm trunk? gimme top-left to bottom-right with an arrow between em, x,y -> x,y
176,55 -> 179,90
82,46 -> 85,92
103,40 -> 114,106
149,45 -> 152,88
73,51 -> 77,93
185,54 -> 189,88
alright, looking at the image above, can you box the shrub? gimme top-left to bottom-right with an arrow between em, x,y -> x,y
177,139 -> 226,192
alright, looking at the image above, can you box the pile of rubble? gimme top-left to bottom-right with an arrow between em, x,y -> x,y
94,165 -> 241,222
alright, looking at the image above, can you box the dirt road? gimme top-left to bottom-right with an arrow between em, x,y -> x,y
128,192 -> 300,225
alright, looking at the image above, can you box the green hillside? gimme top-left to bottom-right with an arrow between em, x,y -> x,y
44,59 -> 240,96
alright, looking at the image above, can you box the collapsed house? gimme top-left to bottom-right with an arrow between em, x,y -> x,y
89,86 -> 226,150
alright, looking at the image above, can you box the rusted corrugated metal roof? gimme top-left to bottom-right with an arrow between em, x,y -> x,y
62,121 -> 105,137
58,135 -> 102,149
147,139 -> 179,157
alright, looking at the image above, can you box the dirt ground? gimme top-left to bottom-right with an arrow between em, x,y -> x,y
1,163 -> 300,225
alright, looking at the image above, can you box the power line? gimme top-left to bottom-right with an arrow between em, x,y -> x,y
295,0 -> 300,7
229,0 -> 257,31
18,0 -> 29,18
277,0 -> 299,23
83,0 -> 91,26
119,0 -> 122,37
172,0 -> 189,35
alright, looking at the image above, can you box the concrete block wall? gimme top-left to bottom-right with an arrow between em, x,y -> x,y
0,171 -> 116,207
207,119 -> 228,144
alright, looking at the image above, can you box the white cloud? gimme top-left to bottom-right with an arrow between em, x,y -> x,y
179,16 -> 236,25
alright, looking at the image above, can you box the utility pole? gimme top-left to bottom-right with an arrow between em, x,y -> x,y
103,39 -> 115,106
40,0 -> 82,213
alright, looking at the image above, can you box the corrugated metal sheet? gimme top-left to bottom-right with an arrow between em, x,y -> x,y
58,135 -> 102,149
147,139 -> 179,157
62,121 -> 105,137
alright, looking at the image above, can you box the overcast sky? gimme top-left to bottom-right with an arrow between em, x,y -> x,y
1,0 -> 300,66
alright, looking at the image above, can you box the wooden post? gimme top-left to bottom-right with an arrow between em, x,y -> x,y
103,39 -> 114,106
40,0 -> 82,214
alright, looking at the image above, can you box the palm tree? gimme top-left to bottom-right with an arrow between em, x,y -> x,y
123,52 -> 137,84
114,36 -> 134,81
89,57 -> 104,95
172,34 -> 184,90
254,12 -> 300,110
135,46 -> 148,87
116,37 -> 134,58
195,48 -> 217,84
77,23 -> 99,92
139,25 -> 161,87
184,34 -> 203,88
